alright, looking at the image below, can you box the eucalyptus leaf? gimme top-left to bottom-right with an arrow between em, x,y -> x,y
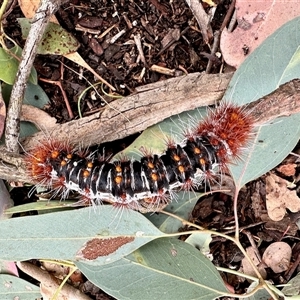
146,191 -> 201,233
224,16 -> 300,187
0,274 -> 41,300
281,272 -> 300,296
4,201 -> 77,215
0,207 -> 165,265
2,82 -> 49,108
77,238 -> 228,300
0,46 -> 37,85
18,18 -> 79,55
19,121 -> 39,138
185,232 -> 212,256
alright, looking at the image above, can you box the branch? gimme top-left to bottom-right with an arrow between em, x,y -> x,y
5,0 -> 68,153
22,72 -> 233,151
245,79 -> 300,125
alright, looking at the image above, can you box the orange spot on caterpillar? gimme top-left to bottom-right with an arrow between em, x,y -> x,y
199,158 -> 206,165
194,147 -> 201,154
173,154 -> 180,162
115,176 -> 122,184
151,173 -> 158,181
61,160 -> 67,167
178,165 -> 185,173
148,162 -> 154,169
51,150 -> 60,159
83,170 -> 90,178
115,165 -> 122,173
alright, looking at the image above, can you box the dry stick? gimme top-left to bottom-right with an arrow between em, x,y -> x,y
23,72 -> 233,151
205,0 -> 236,73
245,78 -> 300,125
5,0 -> 67,153
39,78 -> 74,119
16,262 -> 92,300
185,0 -> 212,44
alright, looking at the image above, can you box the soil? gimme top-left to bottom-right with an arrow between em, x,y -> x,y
3,0 -> 300,299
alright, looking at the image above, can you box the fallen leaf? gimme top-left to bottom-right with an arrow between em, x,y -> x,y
266,173 -> 300,221
277,163 -> 297,177
220,0 -> 300,67
262,242 -> 291,273
241,246 -> 267,279
18,0 -> 57,22
21,104 -> 57,129
18,18 -> 79,55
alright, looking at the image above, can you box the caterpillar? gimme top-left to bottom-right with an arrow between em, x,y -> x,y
25,102 -> 253,211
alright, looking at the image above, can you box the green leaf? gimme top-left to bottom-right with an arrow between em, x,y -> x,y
4,201 -> 76,215
282,272 -> 300,296
19,121 -> 39,138
185,232 -> 212,256
0,274 -> 41,300
119,108 -> 206,160
77,238 -> 228,300
2,82 -> 49,108
18,18 -> 79,55
0,207 -> 165,265
224,16 -> 300,187
146,191 -> 201,233
0,46 -> 37,84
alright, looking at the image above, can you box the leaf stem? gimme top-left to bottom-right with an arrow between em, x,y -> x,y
0,0 -> 9,23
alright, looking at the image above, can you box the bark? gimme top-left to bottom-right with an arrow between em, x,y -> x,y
22,72 -> 233,151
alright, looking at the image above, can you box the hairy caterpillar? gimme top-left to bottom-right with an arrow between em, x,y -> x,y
25,102 -> 253,211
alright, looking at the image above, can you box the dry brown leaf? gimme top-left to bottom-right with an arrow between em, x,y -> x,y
277,163 -> 297,177
262,242 -> 291,273
185,0 -> 213,44
220,0 -> 300,68
241,246 -> 267,279
265,173 -> 300,221
21,104 -> 57,129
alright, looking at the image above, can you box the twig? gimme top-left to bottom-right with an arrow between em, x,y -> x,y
5,0 -> 68,153
39,78 -> 74,119
134,33 -> 147,67
2,0 -> 17,20
206,0 -> 236,73
23,72 -> 232,151
17,261 -> 92,300
185,0 -> 213,44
